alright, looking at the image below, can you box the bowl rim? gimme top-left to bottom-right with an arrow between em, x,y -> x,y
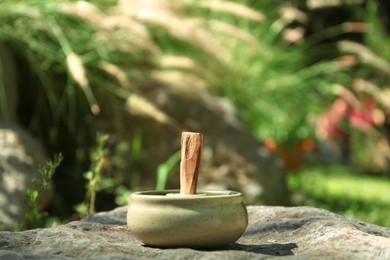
130,189 -> 243,200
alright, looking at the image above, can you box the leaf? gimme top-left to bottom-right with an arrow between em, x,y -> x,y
25,189 -> 38,205
66,52 -> 100,114
156,151 -> 181,190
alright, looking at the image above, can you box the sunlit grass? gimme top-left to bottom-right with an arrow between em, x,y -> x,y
288,164 -> 390,227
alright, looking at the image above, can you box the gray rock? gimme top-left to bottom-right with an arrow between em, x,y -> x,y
1,206 -> 389,259
0,121 -> 49,230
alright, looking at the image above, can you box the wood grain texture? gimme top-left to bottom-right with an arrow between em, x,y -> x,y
180,132 -> 203,194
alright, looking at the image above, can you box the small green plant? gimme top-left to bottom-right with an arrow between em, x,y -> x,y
76,133 -> 109,217
114,185 -> 134,206
156,151 -> 181,190
114,145 -> 181,206
74,131 -> 147,212
113,130 -> 143,206
24,153 -> 63,229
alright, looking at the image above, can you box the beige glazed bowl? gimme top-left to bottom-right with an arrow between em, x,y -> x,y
127,189 -> 248,249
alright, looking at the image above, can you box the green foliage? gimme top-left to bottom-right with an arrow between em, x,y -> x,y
1,0 -> 390,229
288,165 -> 390,227
75,132 -> 143,213
156,151 -> 181,190
207,1 -> 338,144
114,185 -> 134,206
0,1 -> 267,221
25,189 -> 44,225
0,0 -> 262,133
24,153 -> 63,229
77,133 -> 109,216
37,153 -> 64,190
110,130 -> 144,206
129,129 -> 143,189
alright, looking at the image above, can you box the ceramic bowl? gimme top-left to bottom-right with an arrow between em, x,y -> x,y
127,189 -> 248,249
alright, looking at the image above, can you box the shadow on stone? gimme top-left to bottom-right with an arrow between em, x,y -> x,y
227,242 -> 298,256
143,242 -> 297,256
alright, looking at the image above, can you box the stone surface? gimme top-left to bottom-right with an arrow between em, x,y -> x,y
1,206 -> 390,259
0,121 -> 49,230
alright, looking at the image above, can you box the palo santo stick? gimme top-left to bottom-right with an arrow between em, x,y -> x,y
180,132 -> 203,195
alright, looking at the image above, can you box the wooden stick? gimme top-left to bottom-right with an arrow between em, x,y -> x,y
180,132 -> 203,195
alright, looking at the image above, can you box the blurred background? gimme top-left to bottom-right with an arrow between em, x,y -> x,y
0,0 -> 390,230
